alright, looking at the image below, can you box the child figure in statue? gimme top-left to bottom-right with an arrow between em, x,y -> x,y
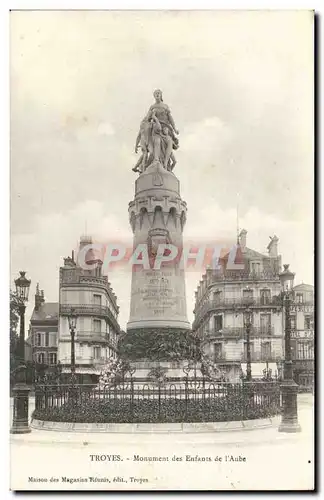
132,118 -> 150,173
161,126 -> 177,171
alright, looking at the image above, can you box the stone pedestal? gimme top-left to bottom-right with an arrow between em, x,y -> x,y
127,161 -> 190,334
278,381 -> 302,433
10,384 -> 31,434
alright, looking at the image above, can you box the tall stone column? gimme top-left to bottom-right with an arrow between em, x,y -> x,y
127,161 -> 190,333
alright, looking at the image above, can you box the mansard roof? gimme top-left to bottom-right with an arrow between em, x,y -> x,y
293,283 -> 314,292
31,302 -> 59,322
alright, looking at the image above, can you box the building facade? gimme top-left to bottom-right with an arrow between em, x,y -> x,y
58,236 -> 120,382
291,283 -> 314,389
28,284 -> 59,367
193,231 -> 284,382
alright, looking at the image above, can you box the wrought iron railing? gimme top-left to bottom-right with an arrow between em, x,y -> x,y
60,304 -> 119,330
210,271 -> 280,283
214,354 -> 282,363
204,326 -> 280,339
33,379 -> 281,423
194,297 -> 282,324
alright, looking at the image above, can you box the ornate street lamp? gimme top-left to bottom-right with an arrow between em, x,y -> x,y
244,306 -> 253,382
10,271 -> 31,434
278,264 -> 301,433
243,286 -> 253,382
68,308 -> 77,378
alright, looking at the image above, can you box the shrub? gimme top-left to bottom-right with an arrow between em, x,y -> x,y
32,388 -> 280,424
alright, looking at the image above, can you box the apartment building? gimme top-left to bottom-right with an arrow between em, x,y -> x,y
193,231 -> 283,382
58,236 -> 120,383
28,284 -> 59,367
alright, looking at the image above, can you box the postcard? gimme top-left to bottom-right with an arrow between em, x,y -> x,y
9,9 -> 314,491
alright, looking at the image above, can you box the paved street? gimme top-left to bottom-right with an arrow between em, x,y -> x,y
10,394 -> 314,491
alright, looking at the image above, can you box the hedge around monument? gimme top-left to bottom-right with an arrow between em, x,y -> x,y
117,328 -> 200,362
32,391 -> 280,424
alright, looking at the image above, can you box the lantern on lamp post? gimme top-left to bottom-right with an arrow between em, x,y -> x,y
278,264 -> 301,433
10,271 -> 31,434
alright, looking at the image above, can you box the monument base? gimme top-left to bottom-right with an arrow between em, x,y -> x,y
120,327 -> 195,362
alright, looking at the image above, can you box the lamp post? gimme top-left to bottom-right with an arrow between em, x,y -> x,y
278,264 -> 301,433
243,286 -> 253,382
68,308 -> 77,383
244,306 -> 253,382
11,271 -> 31,434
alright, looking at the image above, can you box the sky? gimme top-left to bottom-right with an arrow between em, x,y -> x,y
10,10 -> 314,329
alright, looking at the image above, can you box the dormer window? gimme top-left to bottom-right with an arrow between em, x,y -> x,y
251,261 -> 261,275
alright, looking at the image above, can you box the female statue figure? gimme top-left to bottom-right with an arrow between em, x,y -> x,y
133,89 -> 179,173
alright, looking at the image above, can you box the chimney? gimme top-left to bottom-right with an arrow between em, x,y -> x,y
267,235 -> 279,257
79,235 -> 93,251
35,283 -> 45,311
239,229 -> 247,252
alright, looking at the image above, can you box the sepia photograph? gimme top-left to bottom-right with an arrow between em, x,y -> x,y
9,8 -> 314,491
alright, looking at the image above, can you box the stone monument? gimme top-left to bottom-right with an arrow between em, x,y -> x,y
122,90 -> 192,372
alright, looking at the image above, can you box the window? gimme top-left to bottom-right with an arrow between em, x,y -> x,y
213,290 -> 221,304
297,342 -> 313,360
290,315 -> 297,330
94,347 -> 101,359
244,341 -> 255,361
48,352 -> 57,365
243,311 -> 254,327
260,314 -> 271,334
260,289 -> 271,305
93,319 -> 101,333
45,332 -> 49,347
94,294 -> 102,306
214,315 -> 223,332
304,316 -> 312,330
37,352 -> 45,364
35,332 -> 42,347
49,332 -> 57,347
261,341 -> 271,360
251,262 -> 261,275
243,287 -> 253,305
296,293 -> 303,303
214,343 -> 222,361
79,344 -> 84,357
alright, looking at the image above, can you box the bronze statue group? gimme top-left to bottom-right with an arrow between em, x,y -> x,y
133,89 -> 179,174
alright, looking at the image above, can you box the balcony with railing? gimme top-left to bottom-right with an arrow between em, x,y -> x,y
204,326 -> 280,340
61,356 -> 108,366
213,352 -> 282,363
60,303 -> 119,330
76,330 -> 118,347
291,329 -> 314,340
194,296 -> 282,324
210,270 -> 280,284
